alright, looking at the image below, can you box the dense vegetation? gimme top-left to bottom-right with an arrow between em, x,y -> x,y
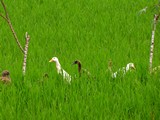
0,0 -> 160,119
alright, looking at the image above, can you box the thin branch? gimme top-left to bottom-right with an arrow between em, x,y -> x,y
22,32 -> 30,75
1,0 -> 8,19
0,13 -> 7,21
7,18 -> 25,54
149,14 -> 159,73
138,6 -> 148,15
0,0 -> 24,54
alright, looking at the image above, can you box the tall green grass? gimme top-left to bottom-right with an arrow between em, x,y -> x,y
0,0 -> 160,119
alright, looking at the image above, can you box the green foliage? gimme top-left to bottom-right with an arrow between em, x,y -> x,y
0,0 -> 160,119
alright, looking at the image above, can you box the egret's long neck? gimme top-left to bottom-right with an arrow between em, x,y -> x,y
55,60 -> 61,73
77,62 -> 81,73
76,62 -> 81,77
126,64 -> 130,72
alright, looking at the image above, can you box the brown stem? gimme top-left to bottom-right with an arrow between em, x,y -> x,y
0,0 -> 24,54
0,13 -> 7,21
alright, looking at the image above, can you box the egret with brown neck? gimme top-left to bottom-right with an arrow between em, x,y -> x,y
72,60 -> 91,77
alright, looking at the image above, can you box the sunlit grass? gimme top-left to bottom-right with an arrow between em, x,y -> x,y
0,0 -> 160,119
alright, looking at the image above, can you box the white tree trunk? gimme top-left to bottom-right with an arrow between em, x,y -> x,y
22,32 -> 30,75
149,14 -> 159,73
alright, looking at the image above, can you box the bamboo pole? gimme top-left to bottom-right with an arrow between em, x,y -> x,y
22,32 -> 30,75
149,14 -> 159,73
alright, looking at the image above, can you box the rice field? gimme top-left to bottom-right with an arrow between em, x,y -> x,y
0,0 -> 160,119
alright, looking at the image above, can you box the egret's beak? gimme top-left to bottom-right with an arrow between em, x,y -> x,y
49,59 -> 53,62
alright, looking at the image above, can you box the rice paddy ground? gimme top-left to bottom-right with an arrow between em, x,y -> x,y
0,0 -> 160,119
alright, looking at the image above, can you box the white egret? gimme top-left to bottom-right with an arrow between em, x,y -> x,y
49,57 -> 71,84
112,63 -> 136,78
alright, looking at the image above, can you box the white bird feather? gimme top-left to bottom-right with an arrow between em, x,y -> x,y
49,57 -> 71,84
112,63 -> 135,78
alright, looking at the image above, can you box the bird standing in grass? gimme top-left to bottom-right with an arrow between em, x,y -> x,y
0,70 -> 11,84
49,57 -> 71,84
107,60 -> 113,73
72,60 -> 91,78
112,63 -> 136,78
37,73 -> 49,84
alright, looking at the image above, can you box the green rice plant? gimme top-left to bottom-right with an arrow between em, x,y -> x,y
0,0 -> 160,120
